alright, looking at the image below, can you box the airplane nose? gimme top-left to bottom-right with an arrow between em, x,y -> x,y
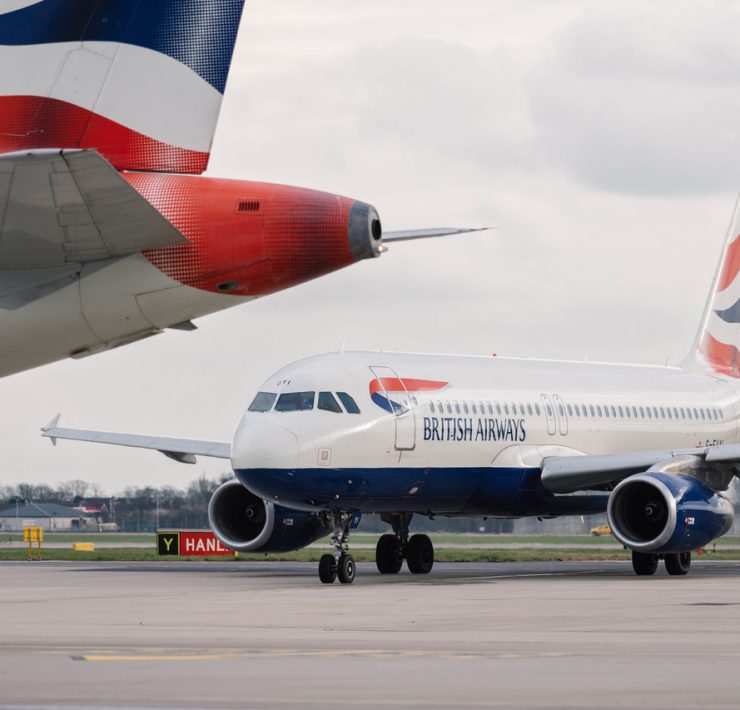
347,201 -> 382,261
231,421 -> 299,470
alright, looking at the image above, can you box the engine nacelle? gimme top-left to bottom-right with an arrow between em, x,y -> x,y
208,479 -> 328,553
607,472 -> 733,554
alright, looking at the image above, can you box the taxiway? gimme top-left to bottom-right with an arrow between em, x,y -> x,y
0,560 -> 738,709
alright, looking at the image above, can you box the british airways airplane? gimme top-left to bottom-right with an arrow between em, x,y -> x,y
41,206 -> 740,584
0,0 -> 475,378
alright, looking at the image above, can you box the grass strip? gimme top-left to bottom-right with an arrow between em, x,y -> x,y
2,547 -> 739,563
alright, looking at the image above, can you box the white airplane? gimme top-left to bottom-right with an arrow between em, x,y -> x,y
0,0 -> 477,378
41,206 -> 740,584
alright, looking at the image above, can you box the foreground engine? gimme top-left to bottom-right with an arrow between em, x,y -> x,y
208,479 -> 328,553
607,472 -> 733,553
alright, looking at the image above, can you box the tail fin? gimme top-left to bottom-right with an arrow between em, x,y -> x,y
688,198 -> 740,377
0,0 -> 246,174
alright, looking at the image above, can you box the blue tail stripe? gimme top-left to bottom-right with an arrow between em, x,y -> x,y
714,299 -> 740,324
0,0 -> 246,93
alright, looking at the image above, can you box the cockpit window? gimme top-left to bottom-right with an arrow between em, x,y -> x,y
248,391 -> 276,412
337,392 -> 361,414
318,392 -> 342,413
275,391 -> 314,411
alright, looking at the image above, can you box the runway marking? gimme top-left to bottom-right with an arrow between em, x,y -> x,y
72,649 -> 580,663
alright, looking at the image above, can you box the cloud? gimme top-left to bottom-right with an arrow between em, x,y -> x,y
527,1 -> 740,196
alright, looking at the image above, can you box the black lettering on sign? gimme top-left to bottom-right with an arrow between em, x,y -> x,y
157,532 -> 180,556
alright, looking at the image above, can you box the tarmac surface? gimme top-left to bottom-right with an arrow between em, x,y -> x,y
0,559 -> 739,709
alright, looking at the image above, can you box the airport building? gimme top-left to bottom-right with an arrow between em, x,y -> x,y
0,503 -> 97,532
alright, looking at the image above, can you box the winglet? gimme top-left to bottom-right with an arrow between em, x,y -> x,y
41,413 -> 61,445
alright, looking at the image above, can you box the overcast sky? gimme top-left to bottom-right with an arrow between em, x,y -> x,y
2,0 -> 740,494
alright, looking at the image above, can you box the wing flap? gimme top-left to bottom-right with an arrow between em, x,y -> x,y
41,419 -> 230,464
0,149 -> 186,268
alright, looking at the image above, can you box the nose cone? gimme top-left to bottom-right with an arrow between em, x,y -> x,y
348,201 -> 382,261
231,421 -> 299,470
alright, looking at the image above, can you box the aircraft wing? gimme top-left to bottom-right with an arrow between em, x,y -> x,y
0,149 -> 186,269
541,444 -> 740,494
41,416 -> 230,465
382,227 -> 488,242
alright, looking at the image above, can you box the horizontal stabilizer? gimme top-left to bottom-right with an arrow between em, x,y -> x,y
0,149 -> 186,269
41,417 -> 231,464
383,227 -> 489,242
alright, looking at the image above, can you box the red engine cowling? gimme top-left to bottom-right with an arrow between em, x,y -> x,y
208,479 -> 328,553
126,174 -> 382,297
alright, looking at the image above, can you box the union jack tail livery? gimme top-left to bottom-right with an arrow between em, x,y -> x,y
0,0 -> 246,173
694,200 -> 740,377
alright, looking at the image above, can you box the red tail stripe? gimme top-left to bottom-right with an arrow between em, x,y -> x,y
718,235 -> 740,291
701,334 -> 740,378
0,95 -> 207,173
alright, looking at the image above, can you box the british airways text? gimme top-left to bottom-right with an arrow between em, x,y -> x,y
423,417 -> 526,442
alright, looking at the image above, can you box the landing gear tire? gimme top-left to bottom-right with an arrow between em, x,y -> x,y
406,534 -> 434,574
665,552 -> 691,576
376,534 -> 403,574
632,551 -> 659,576
337,554 -> 356,584
318,553 -> 337,584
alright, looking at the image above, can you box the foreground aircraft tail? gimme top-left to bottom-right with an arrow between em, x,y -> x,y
0,0 -> 246,173
686,198 -> 740,377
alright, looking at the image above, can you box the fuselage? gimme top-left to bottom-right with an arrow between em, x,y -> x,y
0,176 -> 379,378
230,351 -> 740,517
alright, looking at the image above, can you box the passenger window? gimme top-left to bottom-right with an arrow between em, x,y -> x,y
558,404 -> 565,417
318,392 -> 342,413
597,405 -> 603,417
618,406 -> 623,417
647,408 -> 652,419
611,406 -> 617,417
455,402 -> 461,414
546,404 -> 553,416
603,406 -> 609,418
497,403 -> 502,415
463,402 -> 469,415
700,409 -> 705,420
625,407 -> 631,419
488,402 -> 494,415
639,406 -> 645,418
275,391 -> 314,411
574,404 -> 580,417
446,402 -> 452,414
528,404 -> 533,416
504,403 -> 510,415
471,403 -> 477,415
429,402 -> 435,414
632,406 -> 638,418
590,405 -> 596,417
535,404 -> 541,416
248,391 -> 277,412
687,409 -> 693,420
667,408 -> 672,420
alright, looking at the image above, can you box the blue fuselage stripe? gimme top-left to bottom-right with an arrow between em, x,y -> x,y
234,466 -> 609,517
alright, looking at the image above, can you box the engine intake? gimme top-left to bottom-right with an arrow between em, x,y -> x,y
607,472 -> 733,553
208,479 -> 327,553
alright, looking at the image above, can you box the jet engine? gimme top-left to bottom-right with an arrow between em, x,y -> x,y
208,479 -> 328,553
607,472 -> 733,554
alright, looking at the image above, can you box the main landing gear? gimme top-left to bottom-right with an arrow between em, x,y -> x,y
632,550 -> 691,576
318,512 -> 356,584
376,513 -> 434,576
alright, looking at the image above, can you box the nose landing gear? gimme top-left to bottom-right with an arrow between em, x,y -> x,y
318,512 -> 356,584
376,513 -> 434,575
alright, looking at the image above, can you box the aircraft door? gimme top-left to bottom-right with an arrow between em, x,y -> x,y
552,394 -> 569,435
541,394 -> 556,436
369,366 -> 416,451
